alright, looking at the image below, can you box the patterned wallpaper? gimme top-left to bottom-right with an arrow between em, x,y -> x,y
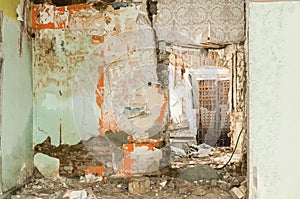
153,0 -> 245,45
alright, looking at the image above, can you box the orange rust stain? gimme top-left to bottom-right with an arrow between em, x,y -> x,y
127,136 -> 161,149
116,150 -> 134,177
123,143 -> 135,153
85,166 -> 106,182
155,92 -> 168,124
98,118 -> 105,137
92,35 -> 105,45
32,6 -> 55,30
54,7 -> 68,29
95,67 -> 119,134
105,16 -> 112,25
31,7 -> 39,30
132,46 -> 137,53
99,50 -> 105,57
96,66 -> 105,136
85,165 -> 105,176
96,66 -> 104,107
100,112 -> 119,134
32,4 -> 92,30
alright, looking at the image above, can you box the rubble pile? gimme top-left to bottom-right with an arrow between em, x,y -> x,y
12,145 -> 247,199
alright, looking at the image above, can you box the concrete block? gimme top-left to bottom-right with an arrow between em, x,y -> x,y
229,187 -> 245,199
128,176 -> 150,194
34,153 -> 60,178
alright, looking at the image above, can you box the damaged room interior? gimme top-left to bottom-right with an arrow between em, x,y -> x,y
0,0 -> 300,198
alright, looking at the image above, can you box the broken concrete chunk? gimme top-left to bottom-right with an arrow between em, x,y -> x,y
34,153 -> 60,179
229,187 -> 245,199
179,165 -> 219,182
128,176 -> 150,194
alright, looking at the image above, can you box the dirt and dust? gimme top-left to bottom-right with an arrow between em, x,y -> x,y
13,147 -> 246,199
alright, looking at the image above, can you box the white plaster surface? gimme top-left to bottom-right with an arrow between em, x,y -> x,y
249,2 -> 300,199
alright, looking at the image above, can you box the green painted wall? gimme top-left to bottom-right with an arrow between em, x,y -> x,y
249,2 -> 300,199
1,15 -> 33,192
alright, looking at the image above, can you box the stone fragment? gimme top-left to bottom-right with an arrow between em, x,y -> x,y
229,187 -> 245,199
231,177 -> 240,186
211,179 -> 218,187
179,165 -> 219,182
34,153 -> 60,179
167,180 -> 175,189
218,180 -> 230,191
178,187 -> 190,194
128,176 -> 150,194
193,187 -> 207,196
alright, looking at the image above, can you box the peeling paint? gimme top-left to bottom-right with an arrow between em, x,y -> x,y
32,2 -> 166,179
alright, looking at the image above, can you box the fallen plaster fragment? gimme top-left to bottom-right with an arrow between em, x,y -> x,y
63,190 -> 88,199
79,173 -> 103,183
159,180 -> 167,187
34,153 -> 60,179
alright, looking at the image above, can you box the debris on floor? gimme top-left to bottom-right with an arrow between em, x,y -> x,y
12,146 -> 246,199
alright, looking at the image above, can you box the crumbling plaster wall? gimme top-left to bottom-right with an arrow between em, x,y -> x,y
0,0 -> 33,193
248,1 -> 300,199
32,1 -> 168,177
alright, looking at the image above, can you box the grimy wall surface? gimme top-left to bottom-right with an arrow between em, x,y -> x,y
0,0 -> 33,193
248,1 -> 300,199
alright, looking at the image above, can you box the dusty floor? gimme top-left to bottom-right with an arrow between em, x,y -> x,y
13,147 -> 246,199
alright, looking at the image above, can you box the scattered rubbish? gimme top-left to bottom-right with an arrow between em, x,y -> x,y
79,173 -> 104,183
187,143 -> 215,158
170,146 -> 187,162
